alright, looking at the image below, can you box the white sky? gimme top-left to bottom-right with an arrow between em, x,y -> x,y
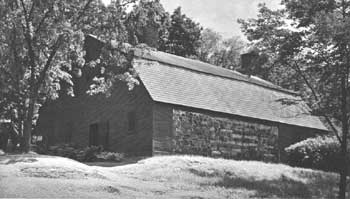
161,0 -> 282,38
102,0 -> 283,38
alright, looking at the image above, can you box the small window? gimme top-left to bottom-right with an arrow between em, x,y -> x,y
127,111 -> 136,133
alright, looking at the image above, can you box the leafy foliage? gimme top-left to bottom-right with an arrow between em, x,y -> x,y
46,143 -> 124,162
125,0 -> 170,48
239,1 -> 350,197
238,2 -> 350,130
96,151 -> 124,161
197,28 -> 245,70
238,4 -> 305,90
159,7 -> 202,57
0,0 -> 138,151
285,136 -> 348,172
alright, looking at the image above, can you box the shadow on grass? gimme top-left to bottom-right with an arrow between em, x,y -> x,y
189,165 -> 343,198
85,156 -> 148,167
215,175 -> 312,198
293,170 -> 342,199
1,157 -> 38,164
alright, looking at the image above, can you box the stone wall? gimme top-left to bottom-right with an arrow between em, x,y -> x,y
173,110 -> 279,162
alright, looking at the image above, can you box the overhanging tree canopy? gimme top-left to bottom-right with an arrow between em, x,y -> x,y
238,1 -> 350,198
0,0 -> 139,151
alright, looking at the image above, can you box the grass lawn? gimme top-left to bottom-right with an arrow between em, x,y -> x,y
0,154 -> 347,198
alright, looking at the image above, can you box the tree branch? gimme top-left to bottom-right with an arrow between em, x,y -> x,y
20,0 -> 37,92
28,0 -> 35,21
286,61 -> 342,142
293,61 -> 320,101
75,0 -> 94,23
33,6 -> 53,40
36,35 -> 63,88
19,0 -> 28,21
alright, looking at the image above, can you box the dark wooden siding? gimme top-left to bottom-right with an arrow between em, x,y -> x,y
278,124 -> 319,162
37,81 -> 154,156
152,103 -> 173,154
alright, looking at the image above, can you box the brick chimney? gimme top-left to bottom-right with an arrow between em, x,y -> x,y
240,50 -> 259,76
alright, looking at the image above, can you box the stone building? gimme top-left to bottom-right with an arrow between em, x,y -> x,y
36,35 -> 328,162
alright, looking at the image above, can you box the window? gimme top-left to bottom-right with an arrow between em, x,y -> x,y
127,111 -> 136,133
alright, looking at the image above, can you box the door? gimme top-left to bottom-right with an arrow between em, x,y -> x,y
89,123 -> 99,146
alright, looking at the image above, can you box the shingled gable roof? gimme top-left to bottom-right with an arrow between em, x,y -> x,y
131,50 -> 327,131
133,49 -> 297,95
84,35 -> 327,131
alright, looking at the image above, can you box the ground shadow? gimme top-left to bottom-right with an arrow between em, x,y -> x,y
0,157 -> 38,164
293,170 -> 347,199
189,165 -> 343,198
84,156 -> 148,167
214,175 -> 312,198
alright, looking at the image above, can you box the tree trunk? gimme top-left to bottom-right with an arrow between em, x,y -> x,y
23,118 -> 32,153
339,72 -> 348,199
339,139 -> 348,199
339,131 -> 348,199
22,98 -> 36,153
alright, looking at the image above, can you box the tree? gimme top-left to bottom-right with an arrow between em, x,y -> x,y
0,0 -> 138,152
239,2 -> 350,198
159,7 -> 202,57
198,28 -> 245,70
125,0 -> 170,48
197,28 -> 222,61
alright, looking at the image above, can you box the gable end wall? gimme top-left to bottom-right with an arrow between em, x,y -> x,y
37,81 -> 154,156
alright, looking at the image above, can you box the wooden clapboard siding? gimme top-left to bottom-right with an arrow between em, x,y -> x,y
278,123 -> 318,162
152,102 -> 173,154
37,81 -> 154,155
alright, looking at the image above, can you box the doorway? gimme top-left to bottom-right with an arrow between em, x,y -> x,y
89,123 -> 99,146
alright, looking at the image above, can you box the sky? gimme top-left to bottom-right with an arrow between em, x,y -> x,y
160,0 -> 282,38
102,0 -> 283,38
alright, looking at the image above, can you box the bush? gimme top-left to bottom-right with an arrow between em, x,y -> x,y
285,136 -> 348,172
96,151 -> 124,162
78,145 -> 102,162
47,144 -> 124,162
48,143 -> 80,160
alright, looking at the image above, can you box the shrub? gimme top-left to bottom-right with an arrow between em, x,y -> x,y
78,145 -> 102,162
47,144 -> 123,162
96,151 -> 124,162
285,136 -> 348,172
48,143 -> 79,160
